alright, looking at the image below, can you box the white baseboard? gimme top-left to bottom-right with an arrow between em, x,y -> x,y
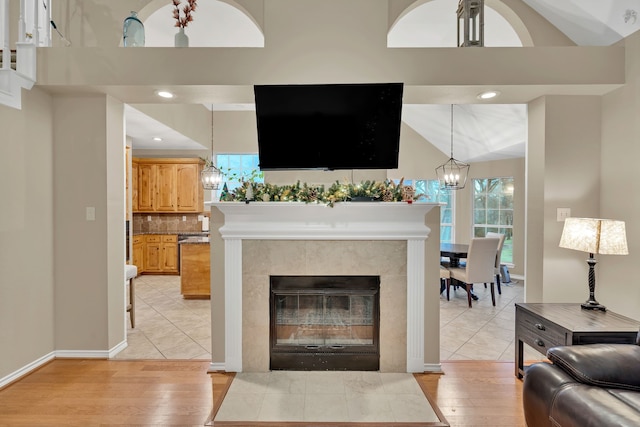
109,340 -> 128,358
0,351 -> 55,389
423,363 -> 443,373
54,349 -> 111,359
209,362 -> 226,372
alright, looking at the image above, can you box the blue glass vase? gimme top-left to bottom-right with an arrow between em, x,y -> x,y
123,11 -> 145,47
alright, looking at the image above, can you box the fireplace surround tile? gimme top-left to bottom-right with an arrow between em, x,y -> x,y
242,240 -> 407,372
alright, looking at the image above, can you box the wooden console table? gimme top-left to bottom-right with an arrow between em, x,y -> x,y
515,303 -> 640,379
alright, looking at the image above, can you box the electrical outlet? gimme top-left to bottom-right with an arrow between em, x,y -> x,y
557,208 -> 571,222
147,215 -> 152,222
182,216 -> 187,222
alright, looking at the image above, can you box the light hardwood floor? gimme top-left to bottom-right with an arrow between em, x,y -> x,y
0,359 -> 525,427
0,277 -> 533,426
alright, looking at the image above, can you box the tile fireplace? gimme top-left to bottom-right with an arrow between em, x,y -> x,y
208,202 -> 441,373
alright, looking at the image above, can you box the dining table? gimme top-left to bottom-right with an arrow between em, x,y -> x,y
440,242 -> 469,268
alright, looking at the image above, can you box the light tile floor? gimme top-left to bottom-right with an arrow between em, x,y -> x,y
113,274 -> 211,360
439,278 -> 542,361
114,274 -> 542,362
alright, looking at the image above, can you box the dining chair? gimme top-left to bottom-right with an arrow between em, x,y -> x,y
439,265 -> 450,294
485,232 -> 506,295
447,237 -> 500,308
125,264 -> 138,328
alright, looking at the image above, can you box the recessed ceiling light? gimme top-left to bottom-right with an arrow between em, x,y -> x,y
152,137 -> 163,142
156,90 -> 174,99
477,90 -> 500,100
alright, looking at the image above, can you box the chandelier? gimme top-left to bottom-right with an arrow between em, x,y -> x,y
435,105 -> 470,190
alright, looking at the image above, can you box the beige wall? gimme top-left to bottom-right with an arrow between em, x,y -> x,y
52,95 -> 125,352
0,88 -> 55,377
598,30 -> 640,319
525,96 -> 603,305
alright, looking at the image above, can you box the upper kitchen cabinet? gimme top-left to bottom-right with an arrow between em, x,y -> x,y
132,159 -> 139,212
156,164 -> 177,211
177,163 -> 204,212
133,158 -> 205,213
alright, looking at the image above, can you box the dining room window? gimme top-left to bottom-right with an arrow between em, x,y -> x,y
472,177 -> 514,264
414,179 -> 454,243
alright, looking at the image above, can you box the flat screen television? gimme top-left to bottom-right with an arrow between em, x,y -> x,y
254,82 -> 403,170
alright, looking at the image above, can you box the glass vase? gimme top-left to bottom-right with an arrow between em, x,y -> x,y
175,28 -> 189,47
123,11 -> 145,47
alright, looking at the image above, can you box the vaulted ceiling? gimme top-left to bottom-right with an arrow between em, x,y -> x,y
126,0 -> 640,162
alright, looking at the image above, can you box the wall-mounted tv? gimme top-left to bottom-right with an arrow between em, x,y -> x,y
254,82 -> 403,171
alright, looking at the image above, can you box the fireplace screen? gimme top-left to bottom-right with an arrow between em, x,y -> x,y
270,275 -> 380,371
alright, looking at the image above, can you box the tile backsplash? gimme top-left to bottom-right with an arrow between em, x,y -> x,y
133,213 -> 210,233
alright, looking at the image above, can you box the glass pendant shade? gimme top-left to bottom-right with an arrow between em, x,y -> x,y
201,164 -> 222,190
436,105 -> 470,190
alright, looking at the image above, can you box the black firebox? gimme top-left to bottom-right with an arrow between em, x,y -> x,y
269,275 -> 380,371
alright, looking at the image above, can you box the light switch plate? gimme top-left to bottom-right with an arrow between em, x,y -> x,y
557,207 -> 571,222
86,207 -> 96,221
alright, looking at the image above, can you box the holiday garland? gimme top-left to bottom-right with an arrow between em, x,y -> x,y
219,179 -> 425,207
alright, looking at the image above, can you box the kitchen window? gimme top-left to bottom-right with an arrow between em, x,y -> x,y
216,153 -> 264,192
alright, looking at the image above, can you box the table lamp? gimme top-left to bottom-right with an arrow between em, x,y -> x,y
559,217 -> 628,311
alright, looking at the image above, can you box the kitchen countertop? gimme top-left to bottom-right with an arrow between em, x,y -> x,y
133,231 -> 210,237
179,236 -> 210,244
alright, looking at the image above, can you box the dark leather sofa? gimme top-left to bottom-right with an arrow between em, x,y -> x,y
523,343 -> 640,427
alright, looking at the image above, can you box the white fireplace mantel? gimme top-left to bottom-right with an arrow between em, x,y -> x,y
208,201 -> 440,373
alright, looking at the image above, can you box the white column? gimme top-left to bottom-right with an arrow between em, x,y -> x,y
406,239 -> 425,372
224,238 -> 243,372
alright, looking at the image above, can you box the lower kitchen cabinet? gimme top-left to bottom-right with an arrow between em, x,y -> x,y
132,235 -> 144,272
138,234 -> 178,275
180,242 -> 210,299
144,235 -> 162,272
161,235 -> 178,273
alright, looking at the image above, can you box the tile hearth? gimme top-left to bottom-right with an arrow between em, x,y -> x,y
214,371 -> 441,423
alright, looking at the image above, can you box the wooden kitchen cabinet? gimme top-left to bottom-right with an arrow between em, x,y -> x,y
144,235 -> 162,272
155,164 -> 177,211
137,163 -> 155,212
131,159 -> 138,212
177,163 -> 202,211
180,242 -> 210,298
161,235 -> 178,273
132,235 -> 144,273
141,234 -> 178,274
133,158 -> 204,213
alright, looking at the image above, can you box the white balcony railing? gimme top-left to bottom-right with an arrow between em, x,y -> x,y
0,0 -> 48,109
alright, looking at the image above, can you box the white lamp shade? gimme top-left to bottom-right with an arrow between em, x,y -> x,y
559,217 -> 628,255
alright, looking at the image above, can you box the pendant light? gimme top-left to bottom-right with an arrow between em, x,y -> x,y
201,105 -> 223,190
435,105 -> 470,190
